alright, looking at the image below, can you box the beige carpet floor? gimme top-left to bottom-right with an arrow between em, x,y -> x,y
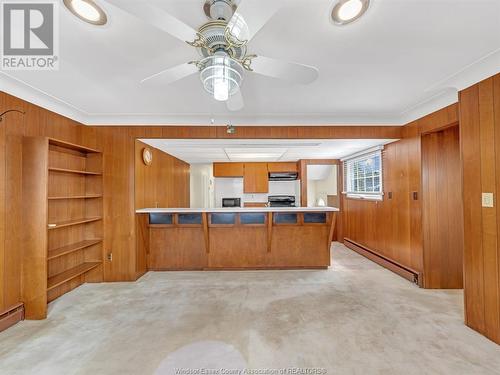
1,243 -> 500,375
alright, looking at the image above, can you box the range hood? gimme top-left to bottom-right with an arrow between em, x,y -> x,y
268,172 -> 299,181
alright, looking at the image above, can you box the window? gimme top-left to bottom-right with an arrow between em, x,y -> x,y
342,148 -> 383,200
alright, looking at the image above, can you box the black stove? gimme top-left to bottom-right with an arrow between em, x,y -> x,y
268,195 -> 296,207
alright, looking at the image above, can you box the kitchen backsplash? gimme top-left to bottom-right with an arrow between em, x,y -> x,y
214,178 -> 301,207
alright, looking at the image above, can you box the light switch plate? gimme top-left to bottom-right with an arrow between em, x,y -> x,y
482,193 -> 494,208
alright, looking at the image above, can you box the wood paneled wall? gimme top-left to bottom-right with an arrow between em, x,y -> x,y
135,140 -> 189,209
343,136 -> 423,273
459,74 -> 500,344
0,93 -> 5,313
402,104 -> 459,137
134,141 -> 190,278
421,126 -> 463,289
97,125 -> 403,140
0,92 -> 97,314
342,104 -> 459,278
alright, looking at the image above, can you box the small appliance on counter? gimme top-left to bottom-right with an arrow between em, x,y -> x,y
222,197 -> 241,207
316,198 -> 326,207
268,195 -> 296,207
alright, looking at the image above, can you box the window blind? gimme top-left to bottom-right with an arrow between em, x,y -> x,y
343,149 -> 383,196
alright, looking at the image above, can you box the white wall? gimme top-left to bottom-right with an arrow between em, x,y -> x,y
307,180 -> 317,207
315,165 -> 338,196
307,165 -> 337,207
214,178 -> 301,207
214,178 -> 244,207
190,164 -> 215,208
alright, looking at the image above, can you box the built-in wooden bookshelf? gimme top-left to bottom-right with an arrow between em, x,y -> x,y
22,137 -> 103,319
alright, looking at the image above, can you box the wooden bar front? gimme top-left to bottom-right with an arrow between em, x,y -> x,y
139,210 -> 337,270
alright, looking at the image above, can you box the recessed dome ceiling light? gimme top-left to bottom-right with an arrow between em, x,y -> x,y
331,0 -> 370,25
64,0 -> 107,25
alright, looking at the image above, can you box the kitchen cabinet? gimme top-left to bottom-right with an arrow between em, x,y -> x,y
243,163 -> 268,193
214,162 -> 297,193
213,162 -> 244,177
267,162 -> 298,173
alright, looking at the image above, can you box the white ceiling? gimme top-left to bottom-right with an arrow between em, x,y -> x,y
1,0 -> 499,126
140,138 -> 395,163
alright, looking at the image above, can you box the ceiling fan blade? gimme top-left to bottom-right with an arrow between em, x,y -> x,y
226,0 -> 283,43
250,56 -> 319,85
226,90 -> 245,111
104,0 -> 197,43
141,63 -> 198,85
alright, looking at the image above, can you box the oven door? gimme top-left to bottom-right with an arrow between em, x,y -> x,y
269,201 -> 294,207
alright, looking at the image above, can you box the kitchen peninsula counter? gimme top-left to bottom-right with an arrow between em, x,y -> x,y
136,207 -> 338,270
136,207 -> 339,213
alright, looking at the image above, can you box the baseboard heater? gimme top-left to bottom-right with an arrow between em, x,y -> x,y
0,303 -> 24,332
344,238 -> 422,287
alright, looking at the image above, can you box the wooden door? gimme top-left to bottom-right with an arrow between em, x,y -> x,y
243,163 -> 268,193
422,125 -> 463,288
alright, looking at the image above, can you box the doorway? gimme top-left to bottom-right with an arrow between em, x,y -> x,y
421,125 -> 464,288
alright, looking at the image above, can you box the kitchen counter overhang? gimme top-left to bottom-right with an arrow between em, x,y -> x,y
136,207 -> 339,270
136,207 -> 339,213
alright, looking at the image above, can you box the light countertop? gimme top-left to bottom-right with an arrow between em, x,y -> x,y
136,207 -> 339,213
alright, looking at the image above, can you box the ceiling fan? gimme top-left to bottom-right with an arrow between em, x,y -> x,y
104,0 -> 319,111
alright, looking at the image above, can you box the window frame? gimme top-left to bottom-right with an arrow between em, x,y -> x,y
342,147 -> 384,201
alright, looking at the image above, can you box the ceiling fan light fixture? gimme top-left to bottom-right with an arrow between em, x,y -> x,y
200,52 -> 243,102
331,0 -> 370,25
64,0 -> 107,26
214,79 -> 229,101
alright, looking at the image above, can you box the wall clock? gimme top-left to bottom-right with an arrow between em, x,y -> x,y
142,147 -> 153,166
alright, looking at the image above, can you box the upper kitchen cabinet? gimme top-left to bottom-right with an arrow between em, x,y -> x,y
267,162 -> 298,173
243,163 -> 269,193
213,162 -> 244,177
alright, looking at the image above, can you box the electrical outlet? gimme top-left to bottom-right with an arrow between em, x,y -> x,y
107,252 -> 113,262
482,193 -> 494,208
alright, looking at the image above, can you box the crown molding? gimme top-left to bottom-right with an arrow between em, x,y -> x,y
400,88 -> 459,126
0,72 -> 87,124
424,48 -> 500,94
400,48 -> 500,124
